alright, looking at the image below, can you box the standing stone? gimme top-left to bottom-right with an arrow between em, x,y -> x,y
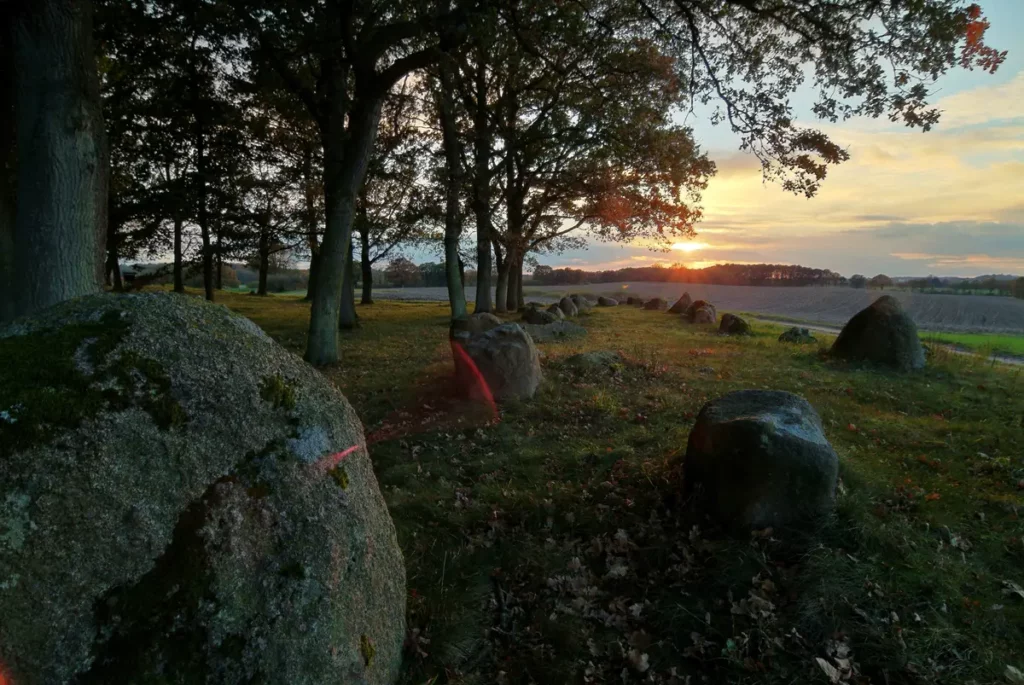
831,296 -> 925,370
570,294 -> 591,312
719,313 -> 751,335
522,306 -> 558,325
684,390 -> 839,529
546,303 -> 566,320
454,323 -> 542,401
667,293 -> 693,314
451,312 -> 503,335
0,293 -> 406,685
558,296 -> 579,318
643,297 -> 668,311
683,300 -> 717,324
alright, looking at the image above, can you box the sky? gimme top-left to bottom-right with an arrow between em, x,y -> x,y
537,0 -> 1024,278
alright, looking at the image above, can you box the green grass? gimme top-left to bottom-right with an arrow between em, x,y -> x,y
922,331 -> 1024,358
208,290 -> 1024,685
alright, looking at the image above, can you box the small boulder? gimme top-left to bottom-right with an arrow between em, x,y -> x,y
831,296 -> 925,371
778,327 -> 816,344
546,303 -> 566,320
570,294 -> 592,312
719,313 -> 751,335
564,350 -> 624,374
521,320 -> 587,343
522,307 -> 558,325
626,296 -> 642,306
667,293 -> 693,314
683,300 -> 717,324
451,312 -> 503,335
684,390 -> 839,530
597,296 -> 619,307
643,297 -> 668,311
558,296 -> 579,318
454,323 -> 542,401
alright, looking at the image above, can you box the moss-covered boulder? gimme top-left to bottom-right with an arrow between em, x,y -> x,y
453,323 -> 542,401
0,293 -> 406,684
666,293 -> 692,314
719,313 -> 751,335
643,297 -> 668,311
558,296 -> 579,318
831,295 -> 925,371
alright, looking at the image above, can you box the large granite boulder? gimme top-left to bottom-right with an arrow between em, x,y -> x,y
719,313 -> 751,335
597,296 -> 619,307
626,296 -> 643,306
643,297 -> 669,311
683,300 -> 717,324
451,311 -> 503,336
453,323 -> 542,401
667,293 -> 693,314
546,303 -> 566,320
684,390 -> 839,530
558,296 -> 579,318
0,293 -> 406,685
779,327 -> 817,344
830,296 -> 925,371
522,306 -> 558,325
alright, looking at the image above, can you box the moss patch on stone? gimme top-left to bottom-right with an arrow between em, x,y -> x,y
329,465 -> 349,490
0,309 -> 186,455
259,374 -> 297,411
360,634 -> 376,668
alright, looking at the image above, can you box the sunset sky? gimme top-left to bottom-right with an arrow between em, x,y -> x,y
543,0 -> 1024,278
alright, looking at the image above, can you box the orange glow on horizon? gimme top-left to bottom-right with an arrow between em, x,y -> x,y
671,241 -> 709,253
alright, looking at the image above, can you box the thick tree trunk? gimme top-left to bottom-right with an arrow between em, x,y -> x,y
11,0 -> 107,318
305,95 -> 382,365
471,55 -> 492,314
437,59 -> 467,321
172,214 -> 184,293
506,252 -> 519,312
359,227 -> 373,305
257,222 -> 269,296
338,241 -> 358,330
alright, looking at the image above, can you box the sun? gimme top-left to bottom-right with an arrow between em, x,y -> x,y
670,241 -> 709,253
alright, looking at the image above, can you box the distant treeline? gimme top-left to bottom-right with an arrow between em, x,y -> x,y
531,263 -> 845,287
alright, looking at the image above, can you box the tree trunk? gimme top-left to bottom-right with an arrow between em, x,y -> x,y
215,229 -> 223,290
437,59 -> 467,321
305,250 -> 320,301
359,226 -> 373,305
339,239 -> 358,330
471,54 -> 493,314
515,256 -> 524,310
301,142 -> 320,302
106,249 -> 122,292
172,214 -> 184,292
305,95 -> 382,365
257,221 -> 269,296
494,246 -> 510,314
195,114 -> 213,301
506,251 -> 519,312
11,0 -> 107,318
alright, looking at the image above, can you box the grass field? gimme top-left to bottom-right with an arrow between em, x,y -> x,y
217,292 -> 1024,685
921,332 -> 1024,358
